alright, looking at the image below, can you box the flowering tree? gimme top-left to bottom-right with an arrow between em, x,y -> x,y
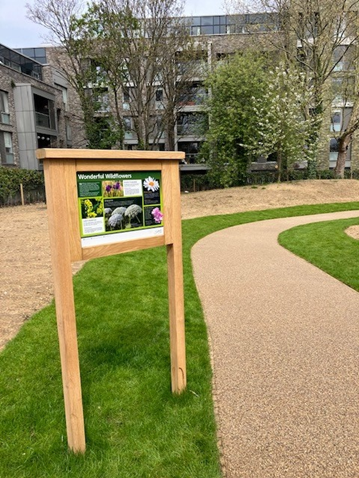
245,64 -> 320,181
227,0 -> 359,176
253,0 -> 359,176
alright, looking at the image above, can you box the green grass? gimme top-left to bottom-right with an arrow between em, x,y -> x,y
279,217 -> 359,291
1,201 -> 359,478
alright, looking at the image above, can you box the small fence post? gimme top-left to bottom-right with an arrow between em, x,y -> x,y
20,183 -> 25,206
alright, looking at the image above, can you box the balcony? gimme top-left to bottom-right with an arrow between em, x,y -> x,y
34,93 -> 56,130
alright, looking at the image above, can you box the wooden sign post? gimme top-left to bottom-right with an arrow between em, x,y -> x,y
37,148 -> 186,454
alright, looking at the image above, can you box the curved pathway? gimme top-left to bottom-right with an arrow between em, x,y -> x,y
192,211 -> 359,478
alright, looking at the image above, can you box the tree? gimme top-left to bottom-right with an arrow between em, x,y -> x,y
27,0 -> 199,151
203,51 -> 270,187
255,0 -> 359,177
227,0 -> 359,177
27,0 -> 124,148
71,0 -> 202,151
245,63 -> 319,181
156,42 -> 208,151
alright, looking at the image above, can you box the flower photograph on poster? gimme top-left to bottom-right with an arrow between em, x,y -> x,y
125,204 -> 143,227
143,176 -> 159,192
105,203 -> 143,231
102,181 -> 124,197
81,198 -> 104,218
151,207 -> 163,224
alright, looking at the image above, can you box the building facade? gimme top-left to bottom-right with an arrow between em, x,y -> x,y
2,12 -> 358,172
0,44 -> 71,169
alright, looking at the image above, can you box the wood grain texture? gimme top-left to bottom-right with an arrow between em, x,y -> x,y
75,160 -> 164,172
42,149 -> 187,442
163,162 -> 187,393
37,148 -> 185,161
43,159 -> 86,453
82,235 -> 165,260
63,161 -> 83,262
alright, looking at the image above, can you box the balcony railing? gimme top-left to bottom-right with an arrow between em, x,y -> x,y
125,131 -> 135,139
177,124 -> 199,136
35,112 -> 51,129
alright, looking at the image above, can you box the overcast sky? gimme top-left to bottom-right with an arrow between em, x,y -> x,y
0,0 -> 227,49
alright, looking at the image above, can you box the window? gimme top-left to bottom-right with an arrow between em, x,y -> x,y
0,132 -> 14,164
123,87 -> 130,110
330,138 -> 339,161
201,17 -> 214,26
214,25 -> 226,34
177,141 -> 200,163
201,26 -> 214,35
124,117 -> 133,139
332,77 -> 343,103
331,111 -> 341,132
56,85 -> 68,111
179,82 -> 207,106
0,91 -> 10,124
191,26 -> 201,36
155,89 -> 164,110
332,76 -> 355,104
124,117 -> 131,131
155,89 -> 163,102
333,45 -> 355,72
94,88 -> 110,113
177,112 -> 206,136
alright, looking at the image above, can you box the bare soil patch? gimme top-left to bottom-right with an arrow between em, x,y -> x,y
1,179 -> 359,350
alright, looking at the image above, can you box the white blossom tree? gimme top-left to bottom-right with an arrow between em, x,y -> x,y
245,63 -> 320,181
227,0 -> 359,177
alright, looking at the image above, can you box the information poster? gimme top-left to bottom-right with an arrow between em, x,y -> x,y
77,171 -> 163,247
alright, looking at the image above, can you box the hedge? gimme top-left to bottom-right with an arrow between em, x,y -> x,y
0,167 -> 45,206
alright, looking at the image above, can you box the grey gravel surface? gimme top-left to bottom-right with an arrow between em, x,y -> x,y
192,211 -> 359,478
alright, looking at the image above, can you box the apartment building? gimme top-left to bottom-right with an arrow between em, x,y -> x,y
0,44 -> 71,169
3,11 -> 358,171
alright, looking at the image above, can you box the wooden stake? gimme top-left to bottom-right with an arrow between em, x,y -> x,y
20,183 -> 24,206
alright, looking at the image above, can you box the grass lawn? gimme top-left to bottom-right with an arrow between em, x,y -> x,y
279,216 -> 359,292
1,201 -> 359,478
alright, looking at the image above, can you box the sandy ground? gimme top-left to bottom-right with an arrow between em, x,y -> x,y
1,179 -> 359,350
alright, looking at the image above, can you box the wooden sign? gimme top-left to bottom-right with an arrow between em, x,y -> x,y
37,149 -> 186,453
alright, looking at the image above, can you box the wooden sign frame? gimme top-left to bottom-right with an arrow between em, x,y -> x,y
37,148 -> 186,454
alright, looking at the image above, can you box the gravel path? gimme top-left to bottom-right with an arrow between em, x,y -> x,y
192,211 -> 359,478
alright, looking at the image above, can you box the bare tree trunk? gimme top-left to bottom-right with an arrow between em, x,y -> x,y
334,133 -> 352,178
277,150 -> 282,182
165,115 -> 176,151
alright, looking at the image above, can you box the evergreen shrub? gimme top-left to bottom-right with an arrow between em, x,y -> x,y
0,167 -> 45,206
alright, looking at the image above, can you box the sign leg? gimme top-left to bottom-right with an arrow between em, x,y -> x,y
167,242 -> 186,393
54,263 -> 86,453
44,160 -> 86,453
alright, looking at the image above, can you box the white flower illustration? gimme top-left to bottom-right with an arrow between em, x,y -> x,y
143,176 -> 159,192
